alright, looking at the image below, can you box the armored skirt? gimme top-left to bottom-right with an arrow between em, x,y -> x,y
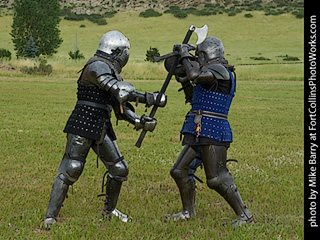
63,84 -> 116,141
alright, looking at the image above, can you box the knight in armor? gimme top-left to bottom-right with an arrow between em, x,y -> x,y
44,30 -> 166,228
166,36 -> 253,227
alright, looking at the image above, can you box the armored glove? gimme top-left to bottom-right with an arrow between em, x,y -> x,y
134,115 -> 157,132
173,44 -> 194,59
145,92 -> 167,108
164,56 -> 186,77
175,75 -> 189,84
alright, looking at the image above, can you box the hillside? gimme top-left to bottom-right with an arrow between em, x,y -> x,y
1,0 -> 304,15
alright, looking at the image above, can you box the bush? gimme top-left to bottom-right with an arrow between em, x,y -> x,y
139,9 -> 162,18
292,10 -> 304,19
21,58 -> 52,75
0,48 -> 11,60
283,55 -> 300,61
168,6 -> 188,19
68,49 -> 85,60
145,47 -> 160,62
250,56 -> 271,61
64,12 -> 108,25
244,13 -> 253,18
87,14 -> 107,25
64,12 -> 85,21
104,11 -> 117,18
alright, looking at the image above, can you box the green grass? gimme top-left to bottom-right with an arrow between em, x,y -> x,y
0,10 -> 303,239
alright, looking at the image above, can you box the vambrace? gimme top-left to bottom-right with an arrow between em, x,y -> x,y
181,58 -> 216,85
97,74 -> 118,91
117,106 -> 157,132
181,58 -> 200,81
175,74 -> 194,103
125,90 -> 167,108
117,105 -> 141,126
179,81 -> 194,103
97,77 -> 164,107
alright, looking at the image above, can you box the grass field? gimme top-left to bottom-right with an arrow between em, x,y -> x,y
0,9 -> 304,239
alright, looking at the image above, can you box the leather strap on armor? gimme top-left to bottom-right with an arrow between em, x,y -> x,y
76,100 -> 107,109
187,109 -> 228,120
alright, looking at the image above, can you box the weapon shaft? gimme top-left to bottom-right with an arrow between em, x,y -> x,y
154,45 -> 195,62
135,26 -> 195,148
154,51 -> 178,62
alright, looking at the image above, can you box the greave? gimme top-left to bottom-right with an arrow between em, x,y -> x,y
104,176 -> 122,213
177,179 -> 196,217
45,176 -> 69,219
217,183 -> 252,222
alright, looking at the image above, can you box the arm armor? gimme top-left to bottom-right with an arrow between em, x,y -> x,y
90,61 -> 166,107
181,58 -> 216,85
176,75 -> 194,103
117,105 -> 156,132
89,61 -> 118,90
203,64 -> 230,81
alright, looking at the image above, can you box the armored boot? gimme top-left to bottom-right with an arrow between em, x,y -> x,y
165,211 -> 191,221
221,184 -> 253,227
44,176 -> 69,228
103,176 -> 132,222
166,177 -> 197,221
166,180 -> 196,221
165,170 -> 196,221
180,180 -> 197,217
208,175 -> 253,227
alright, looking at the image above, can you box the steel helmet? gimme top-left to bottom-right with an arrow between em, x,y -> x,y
98,30 -> 130,68
196,36 -> 224,64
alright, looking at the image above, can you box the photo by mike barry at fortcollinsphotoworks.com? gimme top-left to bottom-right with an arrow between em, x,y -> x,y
304,12 -> 318,235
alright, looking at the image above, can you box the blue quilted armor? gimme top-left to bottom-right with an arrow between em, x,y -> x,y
181,70 -> 236,143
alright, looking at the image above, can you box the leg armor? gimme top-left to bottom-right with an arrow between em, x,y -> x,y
169,145 -> 197,218
45,134 -> 92,227
188,148 -> 203,182
92,135 -> 130,221
201,145 -> 253,226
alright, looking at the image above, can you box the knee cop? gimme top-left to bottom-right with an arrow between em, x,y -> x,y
108,156 -> 129,182
170,167 -> 183,181
57,134 -> 92,185
170,145 -> 196,182
206,169 -> 235,195
58,156 -> 85,185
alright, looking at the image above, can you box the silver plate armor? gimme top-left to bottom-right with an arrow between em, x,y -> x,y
98,31 -> 130,68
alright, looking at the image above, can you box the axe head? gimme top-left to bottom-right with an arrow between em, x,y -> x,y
192,24 -> 208,45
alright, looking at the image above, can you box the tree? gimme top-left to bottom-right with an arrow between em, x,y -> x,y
68,35 -> 85,60
22,36 -> 39,58
11,0 -> 63,57
145,47 -> 160,63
